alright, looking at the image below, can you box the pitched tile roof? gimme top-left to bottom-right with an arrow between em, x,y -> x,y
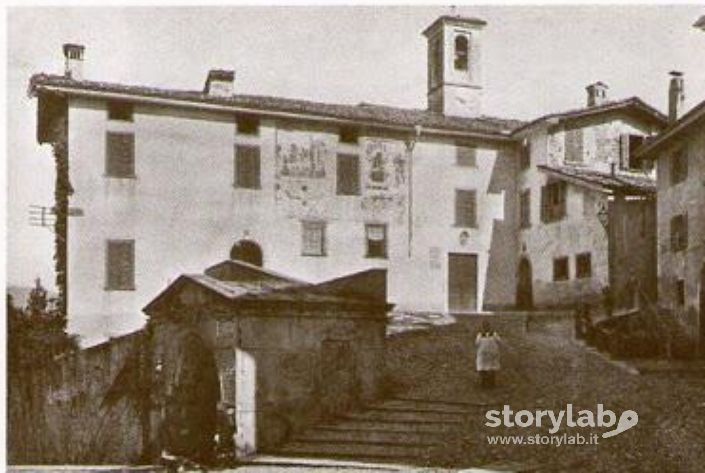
29,73 -> 524,138
538,164 -> 656,195
637,99 -> 705,158
512,97 -> 668,136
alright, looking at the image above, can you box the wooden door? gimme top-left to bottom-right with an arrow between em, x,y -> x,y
448,253 -> 478,312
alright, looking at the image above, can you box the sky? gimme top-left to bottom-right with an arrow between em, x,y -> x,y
5,5 -> 705,291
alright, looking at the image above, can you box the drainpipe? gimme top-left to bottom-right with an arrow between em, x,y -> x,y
406,125 -> 423,257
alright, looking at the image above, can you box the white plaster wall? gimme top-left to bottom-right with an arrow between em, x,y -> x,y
65,97 -> 516,342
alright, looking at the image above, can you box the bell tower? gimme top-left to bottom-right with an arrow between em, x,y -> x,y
423,15 -> 486,118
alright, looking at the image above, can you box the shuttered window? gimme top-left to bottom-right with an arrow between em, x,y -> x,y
553,257 -> 569,281
302,221 -> 326,256
336,154 -> 360,195
106,132 -> 135,178
576,253 -> 592,278
106,240 -> 135,291
619,134 -> 647,170
670,214 -> 688,252
365,224 -> 387,259
670,146 -> 688,185
456,146 -> 477,167
234,145 -> 261,189
519,189 -> 531,228
540,181 -> 567,223
455,190 -> 477,228
565,129 -> 583,163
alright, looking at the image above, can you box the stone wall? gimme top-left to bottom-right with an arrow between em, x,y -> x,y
8,330 -> 147,464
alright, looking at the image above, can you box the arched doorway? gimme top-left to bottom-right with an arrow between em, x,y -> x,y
516,257 -> 534,310
162,333 -> 220,463
230,239 -> 263,267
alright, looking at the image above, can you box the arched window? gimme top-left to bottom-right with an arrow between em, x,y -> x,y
230,239 -> 263,267
454,35 -> 469,71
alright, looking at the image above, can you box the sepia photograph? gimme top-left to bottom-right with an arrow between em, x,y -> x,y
5,4 -> 705,472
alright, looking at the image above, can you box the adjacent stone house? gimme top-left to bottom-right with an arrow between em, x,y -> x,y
639,79 -> 705,353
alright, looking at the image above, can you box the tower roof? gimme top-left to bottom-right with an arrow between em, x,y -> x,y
422,15 -> 487,37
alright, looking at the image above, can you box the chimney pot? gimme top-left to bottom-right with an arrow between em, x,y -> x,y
668,71 -> 685,122
586,81 -> 609,107
63,43 -> 85,80
204,69 -> 235,97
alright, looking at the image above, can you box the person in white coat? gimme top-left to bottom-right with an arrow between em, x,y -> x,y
475,321 -> 501,388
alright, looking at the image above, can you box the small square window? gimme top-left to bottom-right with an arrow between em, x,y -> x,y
107,101 -> 133,121
456,145 -> 477,167
236,115 -> 260,135
302,221 -> 326,256
339,126 -> 359,144
576,253 -> 592,279
365,224 -> 387,259
553,257 -> 569,281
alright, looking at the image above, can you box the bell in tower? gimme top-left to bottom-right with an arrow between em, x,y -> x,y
422,14 -> 486,118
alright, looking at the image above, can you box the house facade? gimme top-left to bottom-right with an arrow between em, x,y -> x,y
513,87 -> 665,310
31,16 -> 525,344
639,89 -> 705,352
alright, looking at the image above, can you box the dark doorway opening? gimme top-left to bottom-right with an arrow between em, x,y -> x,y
162,333 -> 220,463
448,253 -> 478,312
516,257 -> 534,310
230,239 -> 263,267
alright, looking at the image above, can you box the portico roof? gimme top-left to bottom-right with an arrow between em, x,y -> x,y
538,164 -> 656,195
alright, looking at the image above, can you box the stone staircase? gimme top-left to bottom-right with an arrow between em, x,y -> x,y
257,397 -> 477,468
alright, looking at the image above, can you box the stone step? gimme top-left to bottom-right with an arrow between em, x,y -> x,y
295,426 -> 442,445
373,398 -> 474,414
320,418 -> 461,434
343,408 -> 466,424
274,440 -> 434,461
244,454 -> 411,471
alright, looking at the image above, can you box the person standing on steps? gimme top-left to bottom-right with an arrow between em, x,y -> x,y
476,321 -> 501,388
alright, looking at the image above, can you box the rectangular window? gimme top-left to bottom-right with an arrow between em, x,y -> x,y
336,153 -> 360,195
234,145 -> 261,189
540,181 -> 567,223
455,190 -> 477,228
365,224 -> 387,259
236,114 -> 260,135
302,221 -> 326,256
670,214 -> 688,252
106,240 -> 135,291
519,140 -> 530,170
339,126 -> 359,144
106,132 -> 135,178
553,257 -> 569,281
565,129 -> 584,163
519,189 -> 531,229
670,146 -> 688,185
456,145 -> 477,167
619,134 -> 648,171
676,279 -> 685,306
107,101 -> 133,121
576,253 -> 592,279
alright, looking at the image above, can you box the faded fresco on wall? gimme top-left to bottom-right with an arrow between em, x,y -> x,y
274,129 -> 332,216
361,139 -> 407,222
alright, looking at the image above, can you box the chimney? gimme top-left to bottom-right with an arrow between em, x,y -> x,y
63,43 -> 85,80
204,69 -> 235,97
586,82 -> 609,107
668,71 -> 685,122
